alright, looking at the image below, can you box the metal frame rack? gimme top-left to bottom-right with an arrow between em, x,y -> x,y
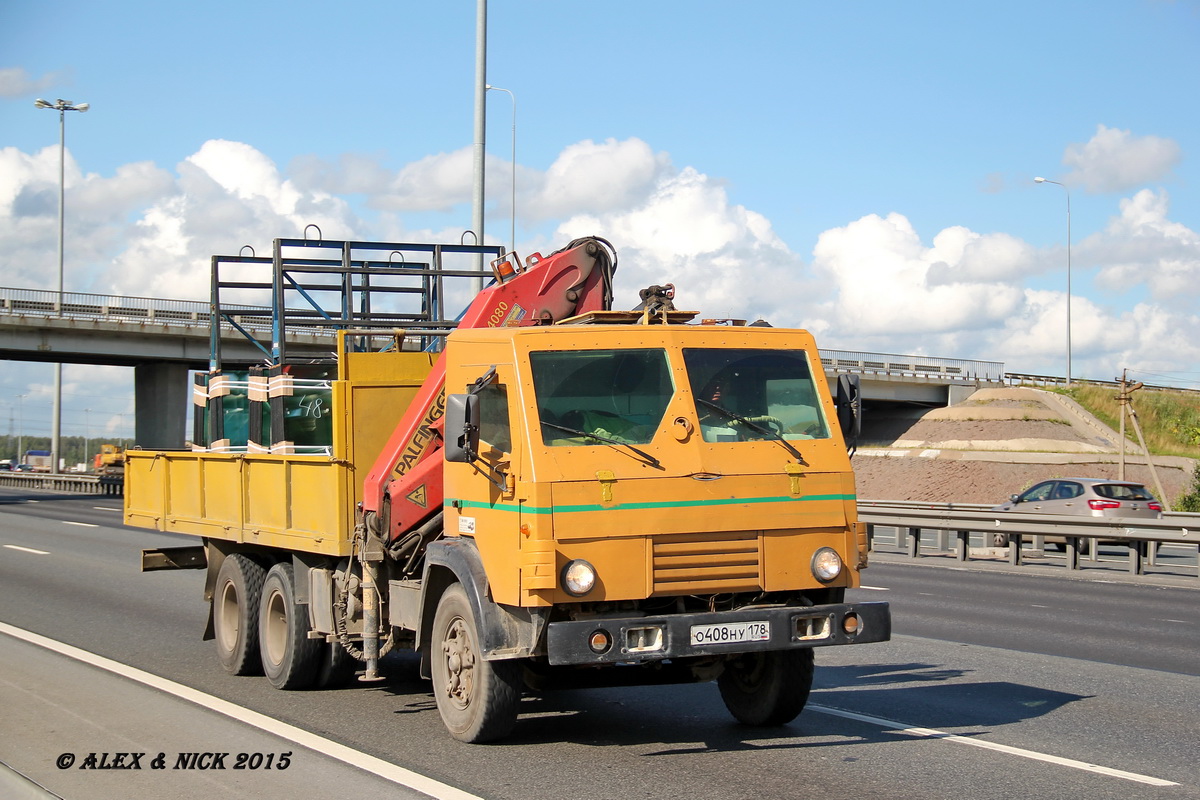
197,230 -> 505,453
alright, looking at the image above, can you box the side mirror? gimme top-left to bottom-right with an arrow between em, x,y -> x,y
835,374 -> 862,443
1009,494 -> 1021,504
444,393 -> 480,463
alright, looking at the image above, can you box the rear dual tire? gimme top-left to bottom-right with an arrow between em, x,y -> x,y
213,554 -> 266,676
259,562 -> 324,690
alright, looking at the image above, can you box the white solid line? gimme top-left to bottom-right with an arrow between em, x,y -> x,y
92,506 -> 120,512
62,521 -> 98,528
0,621 -> 484,800
3,544 -> 50,555
856,585 -> 889,591
809,704 -> 1177,787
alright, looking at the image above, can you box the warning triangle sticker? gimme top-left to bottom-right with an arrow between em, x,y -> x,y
406,485 -> 428,508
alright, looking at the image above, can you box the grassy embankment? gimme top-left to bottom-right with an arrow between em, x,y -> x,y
1062,384 -> 1200,510
1062,384 -> 1200,459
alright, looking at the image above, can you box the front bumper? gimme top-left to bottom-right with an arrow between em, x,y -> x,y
545,601 -> 890,666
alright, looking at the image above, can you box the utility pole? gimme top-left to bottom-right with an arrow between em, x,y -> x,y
35,97 -> 90,474
1117,370 -> 1170,511
470,0 -> 487,290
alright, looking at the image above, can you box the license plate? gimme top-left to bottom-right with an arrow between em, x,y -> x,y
690,620 -> 770,646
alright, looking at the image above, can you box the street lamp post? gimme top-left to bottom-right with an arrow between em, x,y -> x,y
16,394 -> 26,465
486,84 -> 516,255
35,98 -> 89,474
1034,176 -> 1071,386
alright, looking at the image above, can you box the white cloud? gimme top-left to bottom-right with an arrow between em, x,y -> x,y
187,140 -> 303,214
810,213 -> 1025,343
1080,189 -> 1200,310
526,138 -> 670,222
800,202 -> 1200,377
0,67 -> 67,98
548,159 -> 805,324
3,135 -> 1200,388
292,148 -> 474,214
0,146 -> 173,291
1062,124 -> 1181,193
105,141 -> 360,299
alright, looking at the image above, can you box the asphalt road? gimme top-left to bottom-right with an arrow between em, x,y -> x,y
2,488 -> 1198,800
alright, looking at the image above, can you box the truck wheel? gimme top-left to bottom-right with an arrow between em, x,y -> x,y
259,562 -> 322,690
213,554 -> 266,676
991,533 -> 1009,548
717,649 -> 814,726
430,584 -> 521,743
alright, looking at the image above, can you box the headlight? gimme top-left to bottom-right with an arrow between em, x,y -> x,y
562,559 -> 597,596
811,547 -> 843,583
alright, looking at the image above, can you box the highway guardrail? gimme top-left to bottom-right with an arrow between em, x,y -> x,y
0,472 -> 122,496
858,500 -> 1200,579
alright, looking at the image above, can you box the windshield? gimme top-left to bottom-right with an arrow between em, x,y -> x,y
530,349 -> 674,446
683,348 -> 831,443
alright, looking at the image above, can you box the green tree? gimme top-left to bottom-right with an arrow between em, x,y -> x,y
1176,463 -> 1200,513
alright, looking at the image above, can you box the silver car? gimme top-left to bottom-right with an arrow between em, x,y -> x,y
991,478 -> 1163,550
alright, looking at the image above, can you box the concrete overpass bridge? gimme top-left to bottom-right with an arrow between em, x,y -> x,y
0,287 -> 338,448
1,285 -> 1006,450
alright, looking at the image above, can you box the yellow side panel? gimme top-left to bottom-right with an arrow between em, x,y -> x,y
194,458 -> 245,527
125,451 -> 352,556
125,451 -> 166,529
124,349 -> 439,558
245,459 -> 288,531
339,350 -> 438,510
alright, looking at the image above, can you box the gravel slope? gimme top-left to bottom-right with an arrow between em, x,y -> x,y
850,388 -> 1194,505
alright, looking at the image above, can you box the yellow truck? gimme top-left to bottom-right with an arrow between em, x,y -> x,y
126,234 -> 889,742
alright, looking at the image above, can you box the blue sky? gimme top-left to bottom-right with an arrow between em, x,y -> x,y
2,1 -> 1199,446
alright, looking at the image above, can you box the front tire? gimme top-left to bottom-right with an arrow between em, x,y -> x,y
430,584 -> 521,743
259,562 -> 322,690
213,554 -> 266,676
718,649 -> 814,726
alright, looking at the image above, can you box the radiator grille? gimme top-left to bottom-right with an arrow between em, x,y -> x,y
651,531 -> 761,594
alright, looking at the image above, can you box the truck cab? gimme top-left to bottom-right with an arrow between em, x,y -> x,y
428,320 -> 886,737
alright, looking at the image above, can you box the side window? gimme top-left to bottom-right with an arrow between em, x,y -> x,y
1060,482 -> 1083,499
477,383 -> 512,453
1021,482 -> 1054,502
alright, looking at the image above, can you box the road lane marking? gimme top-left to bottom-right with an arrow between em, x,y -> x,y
62,521 -> 98,528
857,585 -> 889,591
809,704 -> 1177,787
0,621 -> 485,800
92,507 -> 120,512
3,544 -> 50,555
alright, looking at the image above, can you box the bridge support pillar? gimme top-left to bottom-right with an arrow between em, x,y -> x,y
947,384 -> 980,405
134,363 -> 189,449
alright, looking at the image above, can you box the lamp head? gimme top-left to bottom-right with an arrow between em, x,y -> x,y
74,103 -> 89,112
1034,177 -> 1046,183
34,98 -> 53,109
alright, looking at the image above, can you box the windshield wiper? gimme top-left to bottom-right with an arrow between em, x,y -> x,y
696,398 -> 807,464
541,420 -> 662,469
